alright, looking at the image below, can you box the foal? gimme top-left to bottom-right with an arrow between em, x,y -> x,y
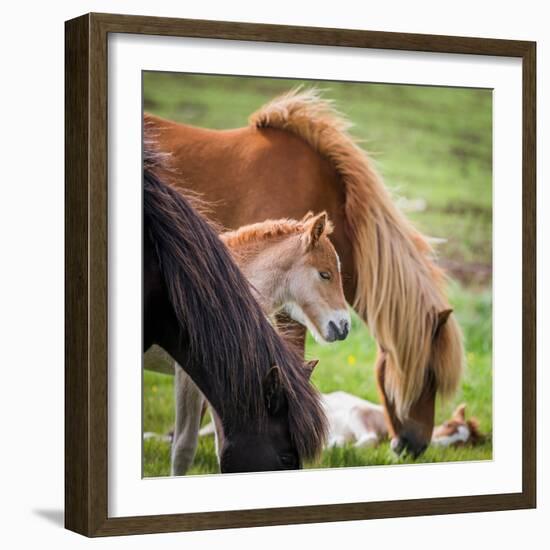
222,212 -> 350,342
320,395 -> 484,450
172,212 -> 350,475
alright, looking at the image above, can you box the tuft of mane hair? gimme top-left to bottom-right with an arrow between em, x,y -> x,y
250,87 -> 464,419
143,125 -> 221,229
221,213 -> 333,249
144,115 -> 173,171
143,159 -> 327,460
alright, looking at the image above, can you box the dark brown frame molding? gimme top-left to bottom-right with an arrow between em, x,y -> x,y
65,12 -> 536,537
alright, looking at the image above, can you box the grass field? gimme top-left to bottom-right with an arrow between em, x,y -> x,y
142,73 -> 493,477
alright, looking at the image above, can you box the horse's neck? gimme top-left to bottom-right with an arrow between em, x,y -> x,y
222,237 -> 291,315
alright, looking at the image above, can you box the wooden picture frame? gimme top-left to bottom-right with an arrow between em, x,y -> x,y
65,12 -> 536,537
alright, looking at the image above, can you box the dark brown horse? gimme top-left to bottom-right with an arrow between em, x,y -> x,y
144,167 -> 327,472
144,88 -> 464,457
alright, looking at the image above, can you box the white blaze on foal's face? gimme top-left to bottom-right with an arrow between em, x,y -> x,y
431,424 -> 471,447
285,212 -> 350,343
431,404 -> 476,447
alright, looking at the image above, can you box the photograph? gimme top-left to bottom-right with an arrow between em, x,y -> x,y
60,7 -> 536,539
142,73 -> 493,477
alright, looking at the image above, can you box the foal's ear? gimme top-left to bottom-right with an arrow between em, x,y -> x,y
303,359 -> 319,379
453,403 -> 467,422
303,212 -> 327,250
433,308 -> 453,339
263,365 -> 286,416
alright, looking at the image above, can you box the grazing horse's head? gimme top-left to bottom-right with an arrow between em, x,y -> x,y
220,359 -> 320,473
377,309 -> 462,458
283,212 -> 350,343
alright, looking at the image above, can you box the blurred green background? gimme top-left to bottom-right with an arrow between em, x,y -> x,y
143,73 -> 493,476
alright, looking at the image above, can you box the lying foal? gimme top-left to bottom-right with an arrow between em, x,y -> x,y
172,212 -> 350,475
321,394 -> 484,449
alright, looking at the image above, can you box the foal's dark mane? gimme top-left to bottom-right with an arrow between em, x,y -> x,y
144,167 -> 327,460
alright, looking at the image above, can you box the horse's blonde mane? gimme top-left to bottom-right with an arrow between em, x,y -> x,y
221,215 -> 333,249
250,88 -> 464,418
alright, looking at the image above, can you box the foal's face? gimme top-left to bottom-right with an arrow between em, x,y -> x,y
286,213 -> 350,343
432,404 -> 477,447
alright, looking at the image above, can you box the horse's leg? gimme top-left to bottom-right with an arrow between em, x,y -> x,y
171,363 -> 205,475
349,406 -> 381,448
274,311 -> 307,356
211,410 -> 224,466
375,351 -> 435,457
354,431 -> 379,448
196,409 -> 224,468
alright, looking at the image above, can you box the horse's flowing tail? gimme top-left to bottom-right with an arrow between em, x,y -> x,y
250,88 -> 464,419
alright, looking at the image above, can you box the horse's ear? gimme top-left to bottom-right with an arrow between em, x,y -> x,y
453,403 -> 466,422
303,359 -> 319,379
303,212 -> 327,250
433,308 -> 453,339
301,211 -> 314,223
263,365 -> 286,416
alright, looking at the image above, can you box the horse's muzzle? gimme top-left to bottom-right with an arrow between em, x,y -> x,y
391,434 -> 428,459
327,319 -> 350,342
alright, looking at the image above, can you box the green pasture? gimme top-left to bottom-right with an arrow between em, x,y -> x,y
142,73 -> 493,476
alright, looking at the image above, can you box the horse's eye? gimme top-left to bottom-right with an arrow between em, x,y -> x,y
319,271 -> 331,281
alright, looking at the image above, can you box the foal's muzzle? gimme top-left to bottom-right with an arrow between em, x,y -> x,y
327,319 -> 350,342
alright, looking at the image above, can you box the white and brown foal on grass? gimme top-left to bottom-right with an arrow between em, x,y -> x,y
172,212 -> 350,475
321,394 -> 483,450
316,353 -> 481,450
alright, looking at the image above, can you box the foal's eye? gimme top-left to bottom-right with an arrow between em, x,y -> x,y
319,271 -> 332,281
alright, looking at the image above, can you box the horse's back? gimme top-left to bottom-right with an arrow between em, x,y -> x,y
147,114 -> 356,298
150,116 -> 340,217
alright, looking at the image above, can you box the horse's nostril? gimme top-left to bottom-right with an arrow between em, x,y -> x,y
327,321 -> 338,342
340,320 -> 349,339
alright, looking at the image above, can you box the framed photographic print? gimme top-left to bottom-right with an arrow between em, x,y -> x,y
65,12 -> 536,537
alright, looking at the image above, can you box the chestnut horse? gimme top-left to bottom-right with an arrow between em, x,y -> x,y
144,165 -> 327,472
171,212 -> 349,475
144,88 -> 464,457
